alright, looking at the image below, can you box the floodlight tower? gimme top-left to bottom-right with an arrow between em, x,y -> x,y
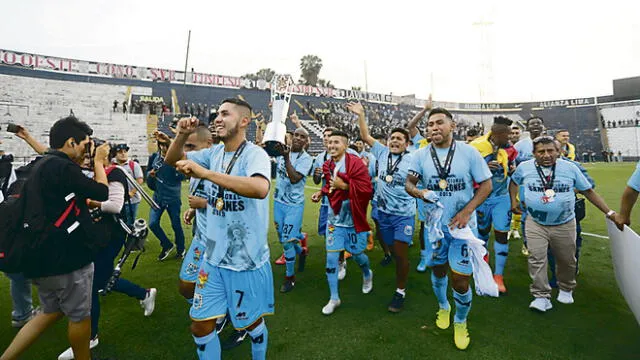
472,19 -> 495,104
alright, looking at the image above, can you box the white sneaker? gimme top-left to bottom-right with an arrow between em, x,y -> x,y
557,290 -> 574,304
322,299 -> 341,315
338,261 -> 347,281
529,297 -> 553,312
58,336 -> 99,360
362,270 -> 373,294
140,288 -> 157,316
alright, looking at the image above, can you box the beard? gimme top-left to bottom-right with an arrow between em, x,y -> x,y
219,122 -> 240,142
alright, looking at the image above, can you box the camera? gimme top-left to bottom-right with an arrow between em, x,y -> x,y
6,123 -> 20,134
0,154 -> 14,163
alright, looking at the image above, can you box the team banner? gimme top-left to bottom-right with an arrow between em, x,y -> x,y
0,49 -> 389,101
606,219 -> 640,325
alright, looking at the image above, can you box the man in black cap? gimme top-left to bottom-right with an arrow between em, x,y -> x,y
113,143 -> 144,226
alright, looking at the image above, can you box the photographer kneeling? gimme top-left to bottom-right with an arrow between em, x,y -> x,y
57,141 -> 157,360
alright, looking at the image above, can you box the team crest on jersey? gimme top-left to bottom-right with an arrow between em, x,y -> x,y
192,293 -> 203,310
197,269 -> 209,289
404,225 -> 413,236
186,263 -> 199,275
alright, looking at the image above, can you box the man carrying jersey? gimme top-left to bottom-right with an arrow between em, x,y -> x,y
272,128 -> 313,293
350,102 -> 415,312
469,116 -> 514,294
312,127 -> 358,280
406,108 -> 492,350
509,136 -> 615,312
311,130 -> 373,316
165,98 -> 273,360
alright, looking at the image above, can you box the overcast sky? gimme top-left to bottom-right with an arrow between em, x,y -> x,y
1,0 -> 639,103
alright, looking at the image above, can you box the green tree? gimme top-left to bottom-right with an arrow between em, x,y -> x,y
256,68 -> 276,82
300,55 -> 323,86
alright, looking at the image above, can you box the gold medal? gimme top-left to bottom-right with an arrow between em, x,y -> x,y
385,174 -> 393,183
544,189 -> 555,197
438,179 -> 448,190
215,197 -> 224,211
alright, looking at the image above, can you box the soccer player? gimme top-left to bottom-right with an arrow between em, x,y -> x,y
469,116 -> 514,294
272,128 -> 313,293
555,129 -> 576,160
350,102 -> 415,312
405,108 -> 492,350
509,136 -> 616,312
311,130 -> 374,316
613,161 -> 640,230
178,126 -> 213,303
165,98 -> 273,360
312,127 -> 358,280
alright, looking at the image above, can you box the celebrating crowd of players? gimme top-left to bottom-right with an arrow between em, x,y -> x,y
2,96 -> 637,360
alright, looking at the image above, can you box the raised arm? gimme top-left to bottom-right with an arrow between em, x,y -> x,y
15,125 -> 47,155
407,94 -> 432,138
165,118 -> 198,166
346,102 -> 375,147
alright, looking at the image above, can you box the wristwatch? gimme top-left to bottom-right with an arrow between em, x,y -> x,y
606,210 -> 616,218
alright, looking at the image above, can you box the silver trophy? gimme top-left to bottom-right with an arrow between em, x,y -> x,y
263,74 -> 294,156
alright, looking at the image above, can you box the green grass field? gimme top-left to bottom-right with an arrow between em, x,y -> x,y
1,162 -> 639,359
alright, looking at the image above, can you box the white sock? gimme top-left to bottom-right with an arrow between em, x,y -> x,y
396,288 -> 406,297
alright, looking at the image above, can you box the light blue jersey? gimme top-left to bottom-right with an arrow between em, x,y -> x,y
628,161 -> 640,192
369,141 -> 416,217
408,141 -> 492,226
274,151 -> 313,206
409,133 -> 425,153
514,137 -> 533,165
483,152 -> 510,197
189,177 -> 210,244
511,159 -> 592,226
187,142 -> 271,271
326,156 -> 353,228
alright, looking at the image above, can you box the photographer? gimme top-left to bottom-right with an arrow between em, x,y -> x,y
1,116 -> 109,360
57,142 -> 157,360
147,131 -> 186,261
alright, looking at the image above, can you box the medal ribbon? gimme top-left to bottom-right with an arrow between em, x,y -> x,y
216,141 -> 248,205
386,151 -> 406,179
534,162 -> 556,190
429,140 -> 456,181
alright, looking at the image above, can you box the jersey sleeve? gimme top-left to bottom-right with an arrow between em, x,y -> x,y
370,141 -> 387,159
295,154 -> 313,177
245,146 -> 271,180
408,148 -> 424,179
468,146 -> 492,183
511,164 -> 524,185
187,147 -> 213,169
571,162 -> 593,191
133,162 -> 144,179
627,162 -> 640,192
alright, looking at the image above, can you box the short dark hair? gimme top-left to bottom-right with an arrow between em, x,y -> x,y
556,129 -> 569,134
428,107 -> 453,120
355,137 -> 364,143
330,130 -> 350,142
492,116 -> 513,133
389,127 -> 410,142
373,133 -> 386,140
466,128 -> 479,137
527,116 -> 544,125
49,116 -> 93,149
221,98 -> 252,114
